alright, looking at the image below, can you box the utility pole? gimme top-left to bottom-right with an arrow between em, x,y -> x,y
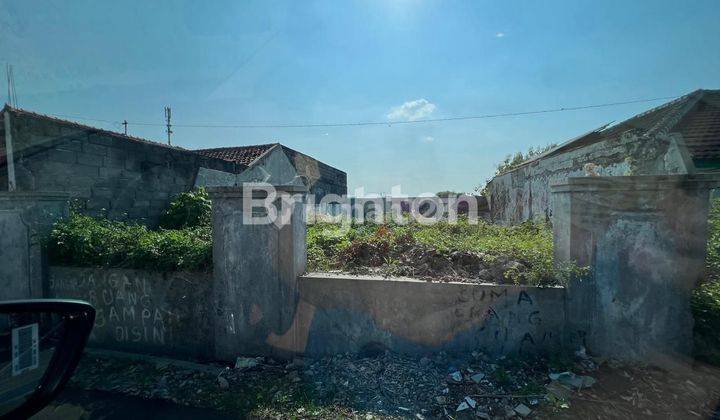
122,120 -> 128,135
6,64 -> 17,107
164,106 -> 172,145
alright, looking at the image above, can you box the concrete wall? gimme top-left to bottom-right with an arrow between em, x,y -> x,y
553,175 -> 717,362
488,132 -> 690,224
209,185 -> 307,360
267,274 -> 565,357
1,110 -> 235,225
0,192 -> 69,300
46,266 -> 215,360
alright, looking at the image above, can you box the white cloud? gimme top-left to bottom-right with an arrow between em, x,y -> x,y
387,99 -> 437,122
495,32 -> 505,38
421,136 -> 435,143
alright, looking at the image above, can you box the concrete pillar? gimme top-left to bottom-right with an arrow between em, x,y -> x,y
0,192 -> 70,299
208,184 -> 307,360
552,175 -> 718,362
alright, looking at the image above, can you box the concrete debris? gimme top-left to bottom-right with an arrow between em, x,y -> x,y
69,350 -> 581,418
471,372 -> 486,383
476,411 -> 491,419
456,401 -> 470,411
234,357 -> 260,370
549,371 -> 596,389
575,346 -> 589,360
514,403 -> 532,417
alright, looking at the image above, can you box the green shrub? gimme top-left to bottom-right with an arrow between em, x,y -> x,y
307,218 -> 585,286
692,198 -> 720,364
159,188 -> 212,229
47,212 -> 212,272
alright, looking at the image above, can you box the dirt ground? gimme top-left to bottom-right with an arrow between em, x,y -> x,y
63,350 -> 720,419
536,360 -> 720,419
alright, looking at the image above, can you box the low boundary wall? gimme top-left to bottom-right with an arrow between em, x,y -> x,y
282,273 -> 566,356
43,267 -> 567,361
46,266 -> 214,360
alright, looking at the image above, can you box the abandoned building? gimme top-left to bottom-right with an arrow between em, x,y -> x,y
487,88 -> 720,223
0,105 -> 347,225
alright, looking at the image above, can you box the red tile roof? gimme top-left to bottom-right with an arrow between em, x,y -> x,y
195,144 -> 277,166
516,89 -> 720,168
674,91 -> 720,160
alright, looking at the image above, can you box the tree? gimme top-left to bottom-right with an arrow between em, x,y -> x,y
476,143 -> 558,197
436,191 -> 463,198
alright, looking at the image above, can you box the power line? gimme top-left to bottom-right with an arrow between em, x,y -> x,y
47,95 -> 679,131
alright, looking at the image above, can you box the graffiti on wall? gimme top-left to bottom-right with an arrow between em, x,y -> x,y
48,269 -> 178,346
450,285 -> 560,354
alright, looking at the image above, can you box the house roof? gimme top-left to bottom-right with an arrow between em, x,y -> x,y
513,89 -> 720,170
194,143 -> 278,168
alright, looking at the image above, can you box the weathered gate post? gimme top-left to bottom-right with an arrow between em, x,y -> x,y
552,175 -> 718,362
208,184 -> 307,360
0,192 -> 69,300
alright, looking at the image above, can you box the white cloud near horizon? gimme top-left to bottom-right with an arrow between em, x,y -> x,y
421,136 -> 435,143
495,32 -> 505,38
387,98 -> 437,121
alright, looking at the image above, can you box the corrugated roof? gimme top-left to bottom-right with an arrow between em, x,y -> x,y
195,144 -> 278,167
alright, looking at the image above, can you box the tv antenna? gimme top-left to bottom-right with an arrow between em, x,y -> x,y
122,120 -> 128,135
164,106 -> 172,145
6,64 -> 18,107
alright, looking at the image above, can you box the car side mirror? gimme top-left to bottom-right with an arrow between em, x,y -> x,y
0,300 -> 95,419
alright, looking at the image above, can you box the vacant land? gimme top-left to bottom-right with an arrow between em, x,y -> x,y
308,219 -> 583,286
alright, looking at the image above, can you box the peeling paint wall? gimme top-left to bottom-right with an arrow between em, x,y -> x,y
282,274 -> 566,357
488,133 -> 689,224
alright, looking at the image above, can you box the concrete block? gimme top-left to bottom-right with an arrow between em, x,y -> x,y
76,152 -> 104,167
47,149 -> 77,164
91,187 -> 116,199
86,197 -> 111,211
56,139 -> 83,152
98,166 -> 125,179
125,158 -> 142,172
83,142 -> 108,157
103,153 -> 126,168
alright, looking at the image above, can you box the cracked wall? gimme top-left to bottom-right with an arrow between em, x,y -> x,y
487,133 -> 689,224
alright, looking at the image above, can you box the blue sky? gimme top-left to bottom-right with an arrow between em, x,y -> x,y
1,0 -> 718,195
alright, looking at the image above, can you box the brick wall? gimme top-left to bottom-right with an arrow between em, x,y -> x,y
4,110 -> 234,225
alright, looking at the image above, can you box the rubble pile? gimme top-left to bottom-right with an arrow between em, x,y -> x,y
68,349 -> 606,419
299,350 -> 580,418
